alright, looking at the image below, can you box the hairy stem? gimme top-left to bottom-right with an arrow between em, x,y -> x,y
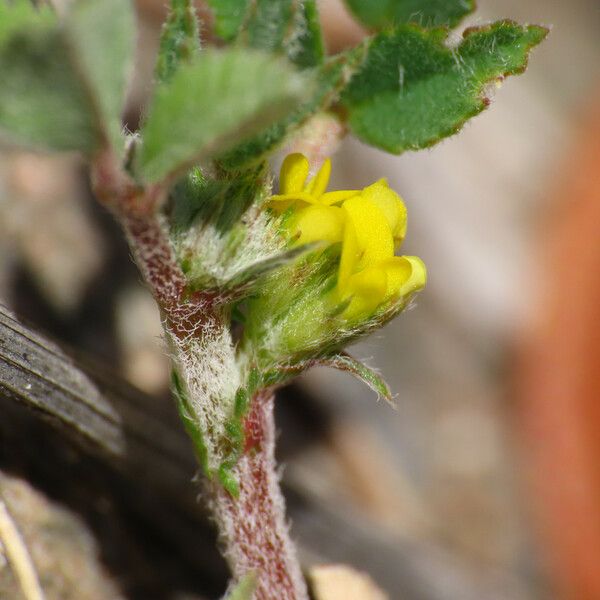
211,390 -> 308,600
92,157 -> 304,597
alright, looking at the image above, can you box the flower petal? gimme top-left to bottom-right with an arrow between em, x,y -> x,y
361,179 -> 407,247
321,190 -> 360,205
338,218 -> 359,291
342,266 -> 387,320
270,192 -> 321,205
280,153 -> 309,194
342,195 -> 394,268
305,158 -> 331,198
381,255 -> 427,300
288,205 -> 345,245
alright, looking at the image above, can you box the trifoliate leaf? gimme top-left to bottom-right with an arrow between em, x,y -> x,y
155,0 -> 201,83
0,0 -> 134,154
137,49 -> 309,184
345,0 -> 475,30
341,21 -> 548,154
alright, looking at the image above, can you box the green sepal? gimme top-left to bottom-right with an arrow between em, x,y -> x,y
344,0 -> 475,30
170,164 -> 293,292
155,0 -> 201,83
341,20 -> 548,154
241,244 -> 343,365
319,352 -> 394,405
171,164 -> 267,236
171,369 -> 210,473
263,352 -> 393,405
224,243 -> 321,294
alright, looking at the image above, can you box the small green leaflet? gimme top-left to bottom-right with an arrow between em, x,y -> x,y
218,50 -> 360,170
341,21 -> 548,154
137,49 -> 309,184
154,0 -> 201,83
345,0 -> 475,30
0,0 -> 134,154
207,0 -> 324,69
65,0 -> 135,154
205,0 -> 249,42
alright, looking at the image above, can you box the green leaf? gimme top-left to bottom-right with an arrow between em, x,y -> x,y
64,0 -> 135,153
344,0 -> 475,30
341,21 -> 548,154
208,0 -> 324,69
205,0 -> 249,41
244,0 -> 294,53
291,0 -> 325,69
244,0 -> 324,68
137,49 -> 309,184
0,0 -> 134,154
223,572 -> 257,600
218,51 -> 360,170
0,0 -> 54,40
155,0 -> 201,83
0,2 -> 96,151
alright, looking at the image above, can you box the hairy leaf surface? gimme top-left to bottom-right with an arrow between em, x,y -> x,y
219,51 -> 359,170
155,0 -> 201,83
341,21 -> 548,153
138,49 -> 309,183
0,0 -> 134,153
345,0 -> 475,30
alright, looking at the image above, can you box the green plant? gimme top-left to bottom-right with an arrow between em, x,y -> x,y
0,0 -> 546,597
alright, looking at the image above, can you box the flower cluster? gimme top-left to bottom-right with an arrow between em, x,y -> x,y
270,153 -> 426,320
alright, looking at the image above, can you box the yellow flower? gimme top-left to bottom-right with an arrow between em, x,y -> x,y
271,153 -> 359,208
271,153 -> 426,320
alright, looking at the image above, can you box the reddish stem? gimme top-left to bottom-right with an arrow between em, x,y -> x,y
212,391 -> 308,600
92,156 -> 306,598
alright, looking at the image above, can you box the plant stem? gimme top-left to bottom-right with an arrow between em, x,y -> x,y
92,156 -> 306,598
211,390 -> 308,600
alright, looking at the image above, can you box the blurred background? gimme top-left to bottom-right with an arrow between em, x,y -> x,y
0,0 -> 599,599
